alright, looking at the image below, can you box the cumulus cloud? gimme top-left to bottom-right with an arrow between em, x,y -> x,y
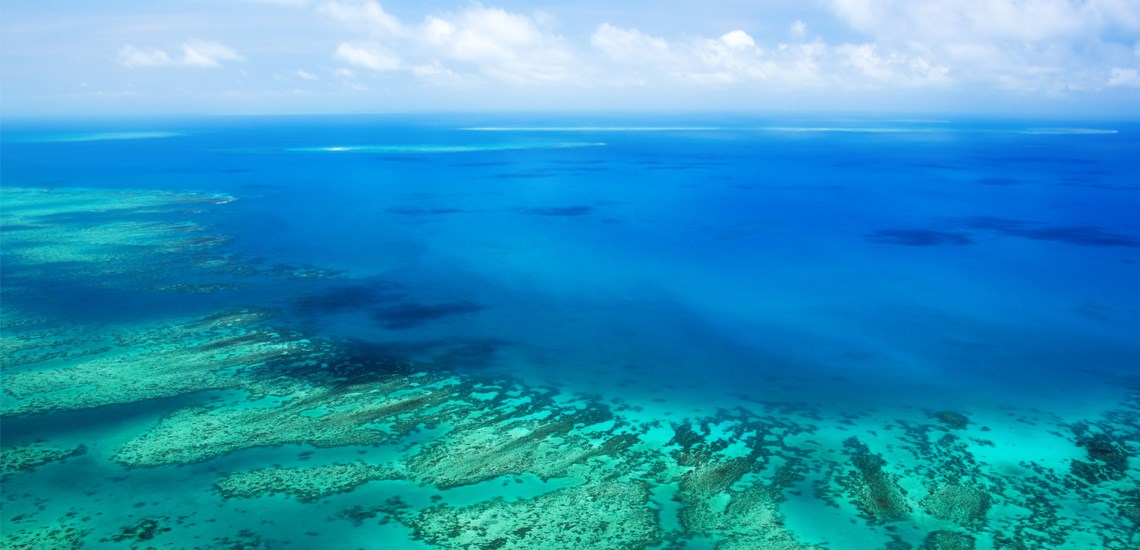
302,0 -> 1135,102
181,41 -> 244,67
334,43 -> 401,70
244,0 -> 311,6
590,23 -> 672,64
840,43 -> 949,85
824,0 -> 1140,94
319,2 -> 575,84
828,0 -> 1127,42
118,46 -> 173,68
586,21 -> 950,91
318,0 -> 402,35
118,41 -> 243,68
1108,67 -> 1140,86
418,6 -> 576,83
790,20 -> 807,39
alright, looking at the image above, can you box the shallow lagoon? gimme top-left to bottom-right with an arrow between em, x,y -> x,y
2,115 -> 1138,549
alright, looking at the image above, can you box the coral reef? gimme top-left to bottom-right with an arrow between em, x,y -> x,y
1,308 -> 320,417
0,444 -> 86,479
920,484 -> 990,526
215,463 -> 402,502
411,481 -> 663,550
4,186 -> 1140,550
924,530 -> 976,550
0,520 -> 89,550
839,437 -> 911,524
931,411 -> 970,430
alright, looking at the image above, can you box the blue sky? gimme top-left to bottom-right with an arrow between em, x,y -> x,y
2,0 -> 1139,116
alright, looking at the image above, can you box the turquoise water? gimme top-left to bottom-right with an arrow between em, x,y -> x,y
2,115 -> 1138,549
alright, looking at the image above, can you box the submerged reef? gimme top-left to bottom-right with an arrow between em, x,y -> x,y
839,437 -> 912,524
3,187 -> 1139,549
412,481 -> 663,550
0,443 -> 86,479
215,463 -> 403,502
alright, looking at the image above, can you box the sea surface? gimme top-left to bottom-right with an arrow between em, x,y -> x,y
2,115 -> 1138,549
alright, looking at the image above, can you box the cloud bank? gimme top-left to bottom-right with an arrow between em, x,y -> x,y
307,0 -> 1137,98
5,0 -> 1135,114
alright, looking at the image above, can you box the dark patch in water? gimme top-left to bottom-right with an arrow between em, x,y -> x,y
163,168 -> 253,174
1072,302 -> 1114,321
294,283 -> 402,315
1058,181 -> 1140,191
982,156 -> 1098,166
431,339 -> 508,370
870,229 -> 974,246
549,159 -> 607,165
316,337 -> 508,378
522,206 -> 594,217
964,217 -> 1140,247
372,301 -> 484,330
388,207 -> 470,216
489,171 -> 554,179
976,177 -> 1021,186
451,161 -> 515,167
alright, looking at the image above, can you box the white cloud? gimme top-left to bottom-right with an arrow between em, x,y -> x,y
430,6 -> 576,83
591,23 -> 671,64
320,3 -> 576,84
244,0 -> 311,6
118,46 -> 173,68
412,63 -> 456,81
720,30 -> 757,50
318,0 -> 402,36
824,0 -> 1140,93
1108,67 -> 1140,87
828,0 -> 1120,43
303,1 -> 1131,102
117,41 -> 242,68
295,69 -> 319,80
689,31 -> 765,83
181,41 -> 244,68
334,43 -> 401,70
840,43 -> 949,85
790,20 -> 807,39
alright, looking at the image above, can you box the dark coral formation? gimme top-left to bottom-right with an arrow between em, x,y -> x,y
0,444 -> 86,479
412,482 -> 663,550
100,517 -> 170,544
921,484 -> 990,526
839,437 -> 911,524
924,530 -> 976,550
932,410 -> 970,430
1069,424 -> 1132,485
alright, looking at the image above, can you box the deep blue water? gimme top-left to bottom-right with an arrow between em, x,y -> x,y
6,115 -> 1136,407
2,115 -> 1139,548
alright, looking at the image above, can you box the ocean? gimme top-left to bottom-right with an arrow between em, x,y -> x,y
2,115 -> 1138,549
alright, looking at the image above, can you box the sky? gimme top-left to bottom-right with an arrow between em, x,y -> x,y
2,0 -> 1140,117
